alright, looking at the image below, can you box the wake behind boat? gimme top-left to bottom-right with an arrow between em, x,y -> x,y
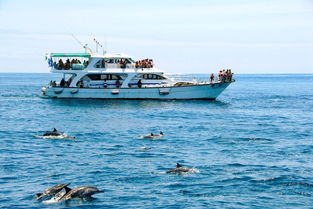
41,45 -> 234,100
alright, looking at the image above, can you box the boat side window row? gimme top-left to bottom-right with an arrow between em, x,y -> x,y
87,74 -> 122,80
141,74 -> 165,80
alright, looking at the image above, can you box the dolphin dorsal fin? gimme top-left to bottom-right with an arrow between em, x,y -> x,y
64,186 -> 71,193
176,163 -> 182,168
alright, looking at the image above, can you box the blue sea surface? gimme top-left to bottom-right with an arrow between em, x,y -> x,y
0,73 -> 313,208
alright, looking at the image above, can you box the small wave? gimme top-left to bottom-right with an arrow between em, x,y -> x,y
293,191 -> 313,196
252,176 -> 283,182
181,190 -> 211,197
47,173 -> 66,178
219,176 -> 253,183
227,163 -> 246,167
137,146 -> 152,150
237,137 -> 273,143
282,181 -> 313,188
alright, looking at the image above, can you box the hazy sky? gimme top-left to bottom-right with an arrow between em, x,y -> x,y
0,0 -> 312,73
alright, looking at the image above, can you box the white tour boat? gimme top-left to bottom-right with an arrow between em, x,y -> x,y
41,52 -> 234,100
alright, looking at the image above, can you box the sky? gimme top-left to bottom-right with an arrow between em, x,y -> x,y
0,0 -> 312,74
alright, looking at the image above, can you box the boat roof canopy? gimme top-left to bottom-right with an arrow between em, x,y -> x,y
51,53 -> 91,58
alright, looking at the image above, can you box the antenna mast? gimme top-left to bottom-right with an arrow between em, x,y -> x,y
71,34 -> 93,54
93,38 -> 105,55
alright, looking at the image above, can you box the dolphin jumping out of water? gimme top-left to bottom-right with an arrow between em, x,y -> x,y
166,163 -> 198,174
54,186 -> 103,202
36,183 -> 71,200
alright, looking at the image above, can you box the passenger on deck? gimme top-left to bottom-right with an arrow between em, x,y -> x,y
210,73 -> 214,83
58,59 -> 64,70
67,78 -> 72,86
103,80 -> 107,88
148,59 -> 153,68
116,79 -> 121,88
137,79 -> 142,88
101,59 -> 105,68
79,80 -> 84,88
84,60 -> 89,67
64,59 -> 71,70
60,78 -> 65,87
120,59 -> 126,68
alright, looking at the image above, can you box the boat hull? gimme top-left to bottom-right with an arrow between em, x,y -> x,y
42,82 -> 232,100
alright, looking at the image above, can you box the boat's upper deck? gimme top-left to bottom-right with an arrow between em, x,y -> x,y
47,53 -> 159,73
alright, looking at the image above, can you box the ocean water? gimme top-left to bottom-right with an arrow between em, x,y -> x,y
0,73 -> 313,209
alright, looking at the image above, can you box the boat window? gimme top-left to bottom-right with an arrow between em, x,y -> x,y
111,75 -> 120,80
87,74 -> 122,80
141,74 -> 166,80
87,74 -> 101,80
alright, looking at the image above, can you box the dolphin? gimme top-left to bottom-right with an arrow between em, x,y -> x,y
43,128 -> 62,136
142,132 -> 164,139
143,133 -> 154,139
36,183 -> 71,200
155,131 -> 164,136
55,186 -> 103,202
166,163 -> 198,174
39,128 -> 76,139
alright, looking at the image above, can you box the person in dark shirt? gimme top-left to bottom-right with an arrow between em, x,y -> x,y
60,78 -> 65,87
137,79 -> 142,88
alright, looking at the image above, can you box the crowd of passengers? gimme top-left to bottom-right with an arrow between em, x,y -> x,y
54,59 -> 89,70
135,59 -> 153,68
99,59 -> 128,68
218,69 -> 233,82
209,69 -> 233,83
50,78 -> 73,87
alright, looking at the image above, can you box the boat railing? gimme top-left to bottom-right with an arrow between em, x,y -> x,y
51,63 -> 87,71
95,63 -> 155,71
